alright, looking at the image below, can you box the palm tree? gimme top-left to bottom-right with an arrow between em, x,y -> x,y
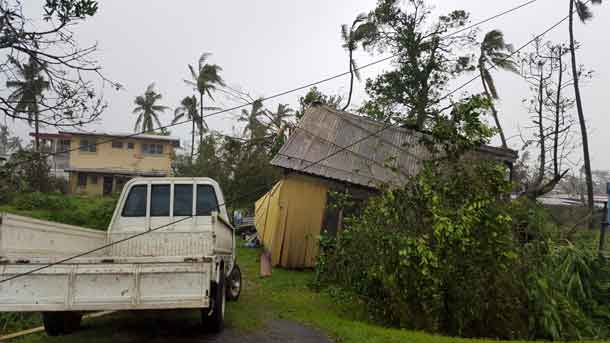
6,55 -> 49,152
133,83 -> 168,133
568,0 -> 602,219
239,99 -> 266,138
340,14 -> 375,111
173,95 -> 199,161
266,103 -> 294,154
478,30 -> 519,148
184,53 -> 225,148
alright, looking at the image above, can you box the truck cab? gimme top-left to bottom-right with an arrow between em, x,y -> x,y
0,177 -> 241,336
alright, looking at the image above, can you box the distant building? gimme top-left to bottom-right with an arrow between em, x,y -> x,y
32,131 -> 180,196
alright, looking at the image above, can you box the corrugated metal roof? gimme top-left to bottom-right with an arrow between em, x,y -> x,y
271,106 -> 518,189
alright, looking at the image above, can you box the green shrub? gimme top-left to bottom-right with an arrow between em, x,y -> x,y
316,160 -> 610,340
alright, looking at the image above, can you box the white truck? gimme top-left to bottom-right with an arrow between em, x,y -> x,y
0,177 -> 242,336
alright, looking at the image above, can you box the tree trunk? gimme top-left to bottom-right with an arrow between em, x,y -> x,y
569,0 -> 595,224
199,92 -> 204,160
553,50 -> 563,177
190,118 -> 195,164
479,68 -> 508,148
536,70 -> 545,186
34,111 -> 40,152
342,49 -> 354,112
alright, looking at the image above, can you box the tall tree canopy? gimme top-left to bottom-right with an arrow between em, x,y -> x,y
184,53 -> 225,148
133,83 -> 168,133
6,56 -> 49,151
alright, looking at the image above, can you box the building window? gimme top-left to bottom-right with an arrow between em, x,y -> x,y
142,143 -> 163,155
79,139 -> 96,152
127,142 -> 135,150
122,185 -> 147,217
90,175 -> 98,184
112,141 -> 123,149
78,173 -> 87,186
59,139 -> 71,154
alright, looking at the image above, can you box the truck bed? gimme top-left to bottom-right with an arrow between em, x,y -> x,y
0,256 -> 212,311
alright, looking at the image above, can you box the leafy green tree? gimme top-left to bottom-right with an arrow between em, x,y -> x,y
184,53 -> 225,147
568,0 -> 602,221
6,56 -> 49,151
266,103 -> 294,154
477,30 -> 519,148
340,14 -> 375,111
295,87 -> 342,119
0,125 -> 22,155
356,1 -> 475,128
239,98 -> 266,138
133,83 -> 168,133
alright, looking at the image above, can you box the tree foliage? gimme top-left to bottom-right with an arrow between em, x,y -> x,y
132,83 -> 168,133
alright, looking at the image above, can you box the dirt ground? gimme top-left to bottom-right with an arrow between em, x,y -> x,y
75,312 -> 332,343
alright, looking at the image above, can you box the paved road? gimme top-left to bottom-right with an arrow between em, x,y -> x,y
77,312 -> 332,343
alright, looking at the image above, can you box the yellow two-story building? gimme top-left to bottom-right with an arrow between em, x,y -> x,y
35,131 -> 180,196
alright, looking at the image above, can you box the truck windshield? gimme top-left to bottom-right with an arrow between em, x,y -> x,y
196,185 -> 219,216
122,185 -> 147,217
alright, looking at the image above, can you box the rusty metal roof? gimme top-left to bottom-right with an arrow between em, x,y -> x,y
271,106 -> 518,189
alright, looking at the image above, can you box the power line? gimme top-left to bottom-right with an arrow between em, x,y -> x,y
5,0 -> 539,170
0,0 -> 549,284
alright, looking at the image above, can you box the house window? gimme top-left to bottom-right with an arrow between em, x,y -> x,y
78,173 -> 87,186
59,139 -> 71,154
79,138 -> 96,152
174,184 -> 193,216
112,141 -> 123,149
196,185 -> 219,216
127,142 -> 135,150
150,184 -> 170,217
122,185 -> 147,217
90,175 -> 98,184
142,143 -> 163,155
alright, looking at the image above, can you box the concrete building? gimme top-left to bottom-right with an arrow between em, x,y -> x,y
32,131 -> 180,195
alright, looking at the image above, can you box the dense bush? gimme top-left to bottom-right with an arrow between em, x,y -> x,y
6,192 -> 117,230
316,160 -> 610,340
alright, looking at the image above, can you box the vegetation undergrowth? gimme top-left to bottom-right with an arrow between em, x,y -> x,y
0,192 -> 117,231
315,159 -> 610,341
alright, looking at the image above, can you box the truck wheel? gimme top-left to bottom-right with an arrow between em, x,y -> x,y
42,312 -> 64,336
226,264 -> 242,301
63,312 -> 83,334
42,312 -> 82,336
202,269 -> 226,333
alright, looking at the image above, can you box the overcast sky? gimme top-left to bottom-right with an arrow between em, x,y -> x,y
11,0 -> 610,169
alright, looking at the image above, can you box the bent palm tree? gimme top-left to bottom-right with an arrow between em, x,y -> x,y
266,104 -> 294,154
239,99 -> 266,139
184,53 -> 225,148
340,14 -> 375,111
478,30 -> 519,148
6,55 -> 49,151
173,95 -> 199,161
133,83 -> 168,133
568,0 -> 602,220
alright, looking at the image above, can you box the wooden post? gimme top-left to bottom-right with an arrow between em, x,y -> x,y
599,182 -> 610,253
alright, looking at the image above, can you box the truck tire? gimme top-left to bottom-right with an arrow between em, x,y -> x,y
226,264 -> 242,301
202,267 -> 226,333
42,311 -> 81,336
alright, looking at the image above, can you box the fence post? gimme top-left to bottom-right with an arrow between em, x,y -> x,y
599,183 -> 610,253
